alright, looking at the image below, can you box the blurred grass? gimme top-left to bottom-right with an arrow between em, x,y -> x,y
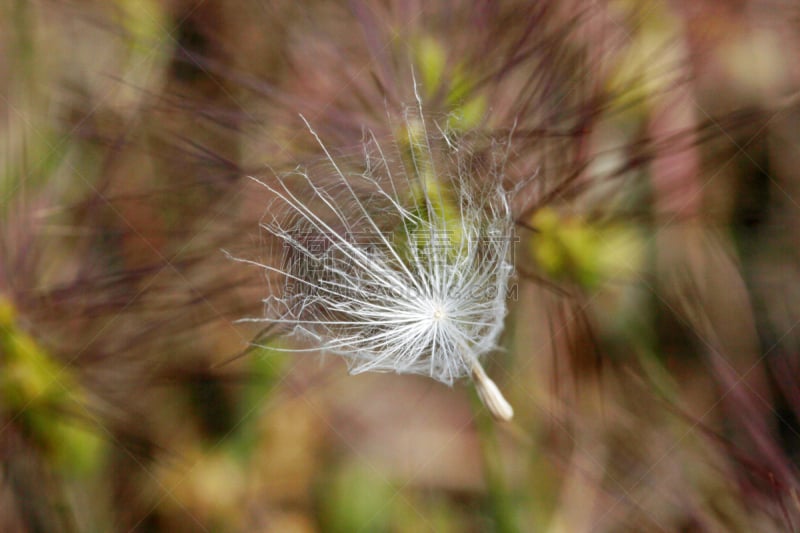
2,1 -> 800,532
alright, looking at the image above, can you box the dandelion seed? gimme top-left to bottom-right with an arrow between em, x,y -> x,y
230,98 -> 517,421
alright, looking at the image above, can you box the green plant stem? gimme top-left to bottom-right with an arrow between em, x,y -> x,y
471,390 -> 519,533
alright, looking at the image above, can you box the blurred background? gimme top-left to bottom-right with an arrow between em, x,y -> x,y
2,0 -> 800,531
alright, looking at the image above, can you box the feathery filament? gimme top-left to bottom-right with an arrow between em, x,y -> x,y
232,102 -> 516,420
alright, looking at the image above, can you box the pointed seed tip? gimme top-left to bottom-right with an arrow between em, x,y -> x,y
472,364 -> 514,422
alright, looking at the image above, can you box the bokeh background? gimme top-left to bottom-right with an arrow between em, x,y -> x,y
2,0 -> 800,531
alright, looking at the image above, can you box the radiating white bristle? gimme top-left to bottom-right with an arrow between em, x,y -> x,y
229,99 -> 516,419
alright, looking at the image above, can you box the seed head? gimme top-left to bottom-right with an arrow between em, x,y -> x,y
230,99 -> 516,420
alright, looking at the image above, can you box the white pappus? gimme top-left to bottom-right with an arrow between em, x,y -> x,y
229,100 -> 517,421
